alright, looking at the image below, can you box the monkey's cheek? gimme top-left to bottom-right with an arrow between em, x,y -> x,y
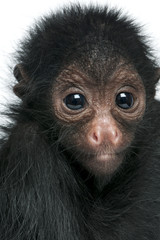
82,153 -> 124,175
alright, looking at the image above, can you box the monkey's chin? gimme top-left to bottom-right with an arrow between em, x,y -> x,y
83,153 -> 124,176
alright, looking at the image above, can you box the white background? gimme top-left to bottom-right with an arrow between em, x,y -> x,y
0,0 -> 160,118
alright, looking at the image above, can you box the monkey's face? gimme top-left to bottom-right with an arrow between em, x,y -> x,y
52,61 -> 146,176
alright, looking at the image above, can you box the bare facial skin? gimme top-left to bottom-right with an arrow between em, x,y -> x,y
53,62 -> 146,176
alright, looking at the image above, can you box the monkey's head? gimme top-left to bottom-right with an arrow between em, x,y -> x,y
13,6 -> 159,176
52,56 -> 146,176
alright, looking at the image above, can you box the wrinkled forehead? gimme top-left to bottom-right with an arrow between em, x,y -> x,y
65,41 -> 134,85
54,39 -> 141,90
55,63 -> 140,94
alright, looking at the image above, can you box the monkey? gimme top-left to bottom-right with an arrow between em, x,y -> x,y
0,4 -> 160,240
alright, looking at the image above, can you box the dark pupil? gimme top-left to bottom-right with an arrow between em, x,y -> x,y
116,92 -> 134,109
64,93 -> 85,110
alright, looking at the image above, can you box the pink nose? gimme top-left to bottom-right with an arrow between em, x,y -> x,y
87,122 -> 122,147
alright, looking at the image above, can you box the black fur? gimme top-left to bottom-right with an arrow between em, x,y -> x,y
0,5 -> 160,240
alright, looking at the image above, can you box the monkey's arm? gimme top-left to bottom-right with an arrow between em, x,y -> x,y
0,123 -> 87,240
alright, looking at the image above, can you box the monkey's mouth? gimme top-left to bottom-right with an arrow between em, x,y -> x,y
81,152 -> 125,175
93,152 -> 124,163
88,150 -> 125,162
96,154 -> 117,162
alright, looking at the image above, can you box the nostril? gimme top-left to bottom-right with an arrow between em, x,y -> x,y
109,128 -> 122,145
93,132 -> 98,142
88,129 -> 103,146
114,130 -> 118,140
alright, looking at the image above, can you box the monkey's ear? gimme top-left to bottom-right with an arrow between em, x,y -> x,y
13,64 -> 29,98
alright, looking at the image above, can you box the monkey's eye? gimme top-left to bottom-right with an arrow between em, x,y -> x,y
64,93 -> 86,110
116,92 -> 134,109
